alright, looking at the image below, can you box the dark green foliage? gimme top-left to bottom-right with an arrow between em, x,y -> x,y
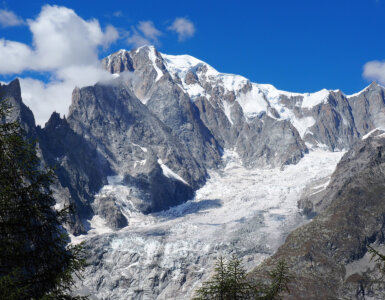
0,101 -> 87,299
193,254 -> 290,300
259,260 -> 290,300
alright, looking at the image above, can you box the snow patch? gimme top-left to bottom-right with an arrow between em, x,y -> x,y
237,85 -> 268,118
301,89 -> 330,109
223,101 -> 234,125
347,85 -> 370,98
362,128 -> 383,140
158,159 -> 189,185
309,178 -> 331,196
132,143 -> 148,152
134,160 -> 146,168
70,215 -> 113,245
148,46 -> 163,82
256,83 -> 302,101
291,116 -> 316,138
183,83 -> 205,99
162,53 -> 214,79
135,45 -> 147,54
218,73 -> 248,92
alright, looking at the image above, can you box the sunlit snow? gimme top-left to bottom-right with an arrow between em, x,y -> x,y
158,159 -> 189,185
148,46 -> 163,82
74,149 -> 344,299
301,89 -> 330,109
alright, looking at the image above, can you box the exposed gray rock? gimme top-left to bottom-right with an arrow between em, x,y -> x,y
102,47 -> 385,167
102,47 -> 308,168
252,132 -> 385,299
37,112 -> 111,235
93,195 -> 127,230
304,90 -> 360,150
0,79 -> 37,138
348,82 -> 385,135
102,47 -> 223,170
67,80 -> 206,216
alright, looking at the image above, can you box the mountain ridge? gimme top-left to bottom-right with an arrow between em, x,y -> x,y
2,45 -> 385,298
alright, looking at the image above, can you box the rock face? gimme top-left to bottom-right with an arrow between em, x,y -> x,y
4,46 -> 385,237
67,81 -> 205,212
252,130 -> 385,299
4,46 -> 385,299
102,47 -> 309,168
37,112 -> 111,234
102,46 -> 385,168
39,80 -> 207,234
0,79 -> 37,138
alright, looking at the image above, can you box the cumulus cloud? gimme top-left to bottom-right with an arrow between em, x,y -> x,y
168,18 -> 195,41
127,31 -> 151,48
26,5 -> 118,71
0,39 -> 33,73
363,60 -> 385,85
20,65 -> 113,125
138,21 -> 162,42
0,5 -> 119,125
0,9 -> 24,27
102,25 -> 119,49
127,21 -> 162,48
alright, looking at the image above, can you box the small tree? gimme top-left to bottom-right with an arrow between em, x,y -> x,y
226,254 -> 257,299
259,260 -> 290,300
193,254 -> 290,300
0,101 -> 87,299
193,256 -> 229,299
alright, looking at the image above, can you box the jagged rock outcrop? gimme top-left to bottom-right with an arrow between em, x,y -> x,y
102,47 -> 309,168
67,80 -> 207,214
0,79 -> 37,138
102,46 -> 385,169
6,46 -> 385,299
348,82 -> 385,136
37,112 -> 112,234
1,79 -> 208,235
252,131 -> 385,299
103,47 -> 223,169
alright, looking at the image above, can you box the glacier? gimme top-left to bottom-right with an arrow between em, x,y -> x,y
74,149 -> 343,299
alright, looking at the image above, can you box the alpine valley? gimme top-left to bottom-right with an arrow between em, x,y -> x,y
3,45 -> 385,299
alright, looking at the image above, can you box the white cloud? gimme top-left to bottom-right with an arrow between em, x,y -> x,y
138,21 -> 162,42
127,31 -> 151,48
363,60 -> 385,85
0,9 -> 24,27
0,5 -> 120,125
127,21 -> 162,48
168,18 -> 195,41
26,5 -> 113,70
20,65 -> 113,125
102,25 -> 119,49
0,39 -> 33,73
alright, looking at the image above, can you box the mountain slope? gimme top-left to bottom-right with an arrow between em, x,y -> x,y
252,130 -> 385,299
4,46 -> 385,298
102,46 -> 385,168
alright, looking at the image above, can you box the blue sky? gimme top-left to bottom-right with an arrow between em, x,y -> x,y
0,0 -> 384,123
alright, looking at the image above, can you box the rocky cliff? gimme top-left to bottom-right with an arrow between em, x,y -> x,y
3,45 -> 385,237
4,45 -> 385,298
252,130 -> 385,299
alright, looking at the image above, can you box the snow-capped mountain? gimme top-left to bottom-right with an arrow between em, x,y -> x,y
3,45 -> 385,298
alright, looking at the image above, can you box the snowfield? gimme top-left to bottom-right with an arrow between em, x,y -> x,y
74,149 -> 344,300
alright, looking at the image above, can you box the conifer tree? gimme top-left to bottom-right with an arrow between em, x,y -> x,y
193,254 -> 290,300
0,101 -> 87,299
